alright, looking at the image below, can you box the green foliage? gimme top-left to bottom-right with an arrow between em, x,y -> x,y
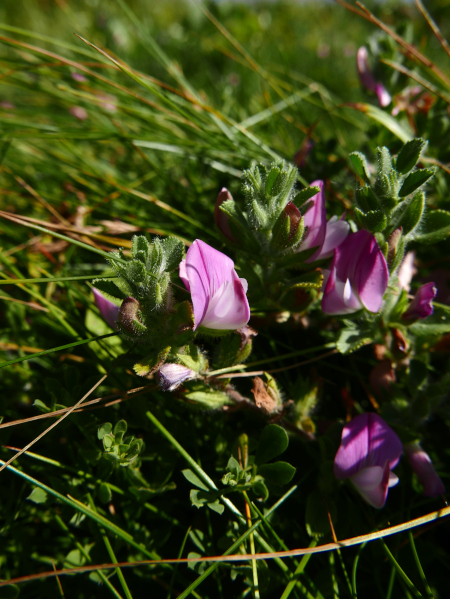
98,420 -> 145,466
1,1 -> 450,597
255,424 -> 289,465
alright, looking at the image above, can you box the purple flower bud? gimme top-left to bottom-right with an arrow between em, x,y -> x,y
356,47 -> 391,107
214,188 -> 236,241
179,240 -> 250,331
158,363 -> 196,391
71,72 -> 87,82
322,230 -> 389,315
283,201 -> 303,242
334,413 -> 403,508
403,283 -> 437,320
405,442 -> 445,497
117,297 -> 144,334
92,288 -> 119,329
69,106 -> 88,121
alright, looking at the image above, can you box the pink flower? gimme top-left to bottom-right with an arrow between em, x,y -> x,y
158,364 -> 196,391
69,106 -> 88,121
179,240 -> 250,331
405,443 -> 445,497
334,413 -> 403,508
92,288 -> 119,329
356,47 -> 391,108
298,181 -> 349,261
322,230 -> 389,315
403,283 -> 437,320
71,73 -> 87,82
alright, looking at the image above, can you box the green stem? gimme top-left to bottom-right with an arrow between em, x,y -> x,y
280,540 -> 318,599
380,540 -> 423,598
0,332 -> 118,369
176,486 -> 298,599
1,459 -> 158,560
87,495 -> 134,599
408,532 -> 434,599
54,514 -> 123,599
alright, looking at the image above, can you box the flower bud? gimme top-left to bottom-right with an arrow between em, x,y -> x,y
405,442 -> 445,497
214,188 -> 236,241
117,297 -> 146,334
158,363 -> 196,391
403,283 -> 437,321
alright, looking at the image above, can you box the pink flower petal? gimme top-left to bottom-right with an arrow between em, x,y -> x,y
300,180 -> 326,254
334,413 -> 403,480
322,231 -> 388,315
314,215 -> 350,260
158,363 -> 196,391
352,462 -> 391,508
180,240 -> 250,331
92,288 -> 120,329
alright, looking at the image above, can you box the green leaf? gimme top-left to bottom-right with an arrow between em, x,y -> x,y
182,469 -> 209,491
98,483 -> 112,504
336,328 -> 372,354
134,346 -> 171,377
128,259 -> 148,287
396,191 -> 425,236
354,208 -> 387,232
251,480 -> 269,502
377,146 -> 393,178
399,169 -> 435,198
184,389 -> 232,408
292,185 -> 321,209
350,151 -> 371,181
98,422 -> 113,440
354,185 -> 380,213
414,209 -> 450,244
161,236 -> 184,272
113,420 -> 127,443
255,424 -> 289,465
258,461 -> 296,486
92,278 -> 126,300
33,399 -> 51,413
396,138 -> 427,175
409,309 -> 450,335
27,487 -> 48,504
357,103 -> 412,143
132,235 -> 150,261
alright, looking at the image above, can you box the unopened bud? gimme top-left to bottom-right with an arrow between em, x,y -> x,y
214,188 -> 236,241
387,227 -> 402,266
158,363 -> 196,391
118,297 -> 146,334
283,201 -> 303,242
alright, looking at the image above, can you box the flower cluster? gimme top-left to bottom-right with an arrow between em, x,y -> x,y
91,150 -> 443,509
